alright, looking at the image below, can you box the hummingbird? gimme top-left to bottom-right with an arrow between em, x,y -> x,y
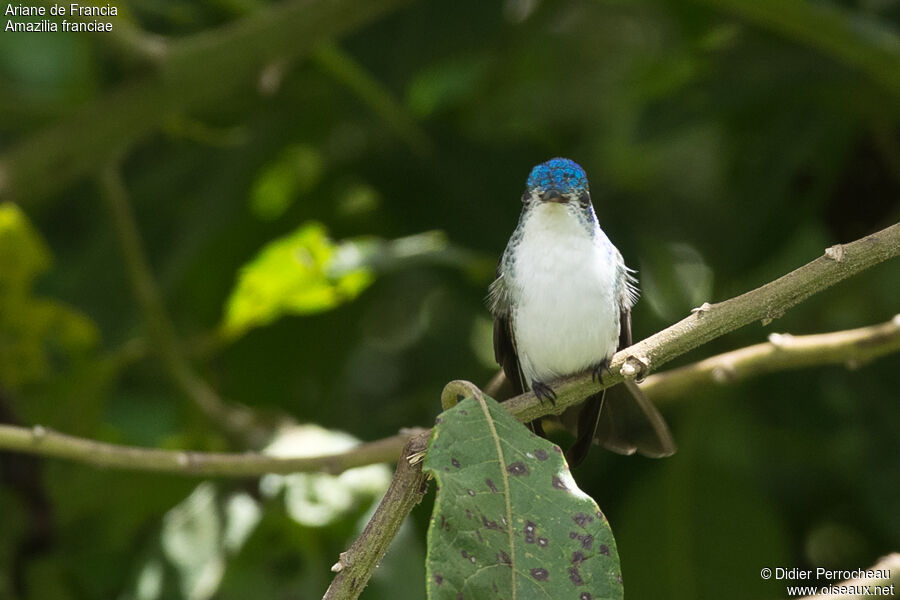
489,158 -> 675,466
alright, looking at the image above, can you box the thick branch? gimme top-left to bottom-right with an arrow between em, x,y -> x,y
0,0 -> 412,204
100,166 -> 271,445
323,431 -> 430,600
503,222 -> 900,423
0,424 -> 417,476
641,314 -> 900,403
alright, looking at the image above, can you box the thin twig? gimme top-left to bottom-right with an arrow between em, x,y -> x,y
0,424 -> 419,476
99,165 -> 272,446
641,314 -> 900,403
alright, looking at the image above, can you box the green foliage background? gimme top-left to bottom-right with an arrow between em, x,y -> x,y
1,0 -> 899,598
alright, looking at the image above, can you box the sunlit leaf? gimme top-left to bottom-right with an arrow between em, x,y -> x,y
424,395 -> 624,599
221,224 -> 485,339
0,202 -> 99,388
221,222 -> 375,338
0,201 -> 51,287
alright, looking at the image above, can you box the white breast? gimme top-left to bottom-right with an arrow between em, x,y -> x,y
510,204 -> 620,387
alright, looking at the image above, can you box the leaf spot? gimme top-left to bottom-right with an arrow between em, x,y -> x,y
571,551 -> 585,565
524,520 -> 537,543
433,574 -> 443,585
451,457 -> 461,468
530,567 -> 549,581
507,461 -> 529,476
580,593 -> 593,600
568,566 -> 584,586
467,488 -> 476,496
481,515 -> 501,530
599,543 -> 609,555
535,449 -> 549,460
485,478 -> 499,493
573,512 -> 594,528
537,537 -> 548,547
552,475 -> 568,491
581,534 -> 594,550
497,550 -> 511,566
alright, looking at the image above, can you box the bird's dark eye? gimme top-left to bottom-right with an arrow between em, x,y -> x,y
521,191 -> 530,204
579,192 -> 591,208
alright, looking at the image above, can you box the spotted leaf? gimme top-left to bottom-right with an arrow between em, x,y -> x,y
424,395 -> 623,599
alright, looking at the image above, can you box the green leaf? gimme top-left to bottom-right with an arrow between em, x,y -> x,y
221,222 -> 374,339
0,201 -> 51,288
424,396 -> 624,600
0,203 -> 99,388
249,144 -> 323,221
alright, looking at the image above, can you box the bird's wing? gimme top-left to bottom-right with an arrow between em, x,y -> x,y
493,314 -> 526,396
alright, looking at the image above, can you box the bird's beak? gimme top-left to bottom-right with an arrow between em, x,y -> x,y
540,189 -> 568,203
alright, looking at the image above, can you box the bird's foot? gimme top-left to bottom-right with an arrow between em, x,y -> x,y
531,380 -> 557,405
591,359 -> 612,383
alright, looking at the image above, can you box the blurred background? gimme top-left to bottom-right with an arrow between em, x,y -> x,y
1,0 -> 899,598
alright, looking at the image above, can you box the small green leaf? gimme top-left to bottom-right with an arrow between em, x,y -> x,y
0,201 -> 51,288
221,222 -> 374,338
249,144 -> 323,221
424,395 -> 624,600
406,56 -> 491,118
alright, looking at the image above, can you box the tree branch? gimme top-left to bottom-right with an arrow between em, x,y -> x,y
502,222 -> 900,424
0,424 -> 419,476
641,314 -> 900,403
323,431 -> 430,600
99,165 -> 273,446
0,0 -> 413,204
1,317 -> 896,474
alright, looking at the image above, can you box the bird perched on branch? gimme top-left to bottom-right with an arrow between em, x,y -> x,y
489,158 -> 675,466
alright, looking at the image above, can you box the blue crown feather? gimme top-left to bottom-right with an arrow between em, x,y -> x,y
526,158 -> 589,194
